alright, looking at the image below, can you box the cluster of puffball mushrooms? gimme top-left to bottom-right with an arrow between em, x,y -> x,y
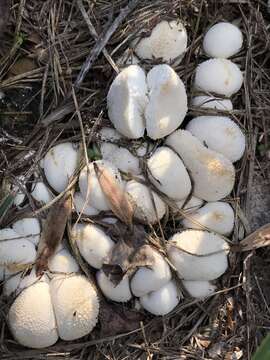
0,20 -> 245,349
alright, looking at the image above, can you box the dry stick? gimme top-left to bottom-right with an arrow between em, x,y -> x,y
77,0 -> 119,74
42,0 -> 141,126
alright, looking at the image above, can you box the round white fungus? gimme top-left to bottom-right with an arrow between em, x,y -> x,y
186,116 -> 246,162
147,146 -> 191,200
194,59 -> 243,96
140,280 -> 180,316
107,65 -> 148,139
145,64 -> 187,139
203,22 -> 243,58
130,248 -> 171,297
166,130 -> 235,201
8,282 -> 58,348
73,192 -> 99,216
12,218 -> 41,246
48,249 -> 79,277
79,160 -> 123,211
183,280 -> 216,298
126,178 -> 166,224
31,181 -> 53,204
50,275 -> 99,341
167,230 -> 229,281
192,96 -> 233,111
72,223 -> 114,269
96,270 -> 132,302
43,142 -> 79,193
132,20 -> 187,63
182,201 -> 235,235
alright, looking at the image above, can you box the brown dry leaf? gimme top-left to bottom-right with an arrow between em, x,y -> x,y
94,163 -> 134,227
36,192 -> 72,276
102,223 -> 154,285
99,300 -> 144,336
9,58 -> 37,76
239,223 -> 270,251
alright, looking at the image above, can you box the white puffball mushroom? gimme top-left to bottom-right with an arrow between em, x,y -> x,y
48,249 -> 79,277
73,192 -> 99,216
166,130 -> 235,201
132,20 -> 187,63
186,116 -> 245,162
107,65 -> 148,139
130,248 -> 171,297
175,196 -> 204,214
12,218 -> 41,246
4,268 -> 49,297
43,142 -> 79,193
203,22 -> 243,59
100,142 -> 141,174
72,223 -> 114,269
145,64 -> 187,139
31,181 -> 53,204
8,282 -> 58,348
96,270 -> 132,302
167,230 -> 229,281
147,146 -> 191,200
194,59 -> 243,96
79,160 -> 123,211
50,275 -> 99,341
0,228 -> 36,266
182,201 -> 235,235
192,96 -> 233,111
140,280 -> 180,316
183,280 -> 216,298
126,178 -> 166,224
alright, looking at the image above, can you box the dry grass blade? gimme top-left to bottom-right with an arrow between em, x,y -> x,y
239,224 -> 270,251
94,162 -> 135,227
36,191 -> 72,276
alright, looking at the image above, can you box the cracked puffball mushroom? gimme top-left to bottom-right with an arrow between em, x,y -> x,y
96,270 -> 132,302
125,178 -> 166,224
166,130 -> 235,201
182,280 -> 216,299
132,20 -> 187,64
186,116 -> 246,162
130,248 -> 171,297
43,142 -> 79,193
167,230 -> 229,281
72,223 -> 114,269
203,22 -> 243,59
182,201 -> 235,235
192,96 -> 233,111
79,160 -> 123,211
145,64 -> 187,139
194,59 -> 243,97
140,280 -> 180,316
107,65 -> 147,139
147,146 -> 191,200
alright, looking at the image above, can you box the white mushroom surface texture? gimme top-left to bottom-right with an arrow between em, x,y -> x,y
182,201 -> 235,235
194,59 -> 243,96
192,96 -> 233,111
166,130 -> 235,201
43,142 -> 79,193
183,280 -> 216,298
175,196 -> 204,214
203,22 -> 243,58
167,230 -> 229,281
31,181 -> 54,204
96,270 -> 132,302
186,116 -> 246,162
147,146 -> 191,200
12,217 -> 41,246
107,64 -> 187,139
132,20 -> 187,63
73,192 -> 99,216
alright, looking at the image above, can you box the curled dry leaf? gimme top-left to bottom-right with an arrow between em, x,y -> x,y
238,223 -> 270,251
36,192 -> 72,276
102,223 -> 154,285
93,163 -> 134,227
